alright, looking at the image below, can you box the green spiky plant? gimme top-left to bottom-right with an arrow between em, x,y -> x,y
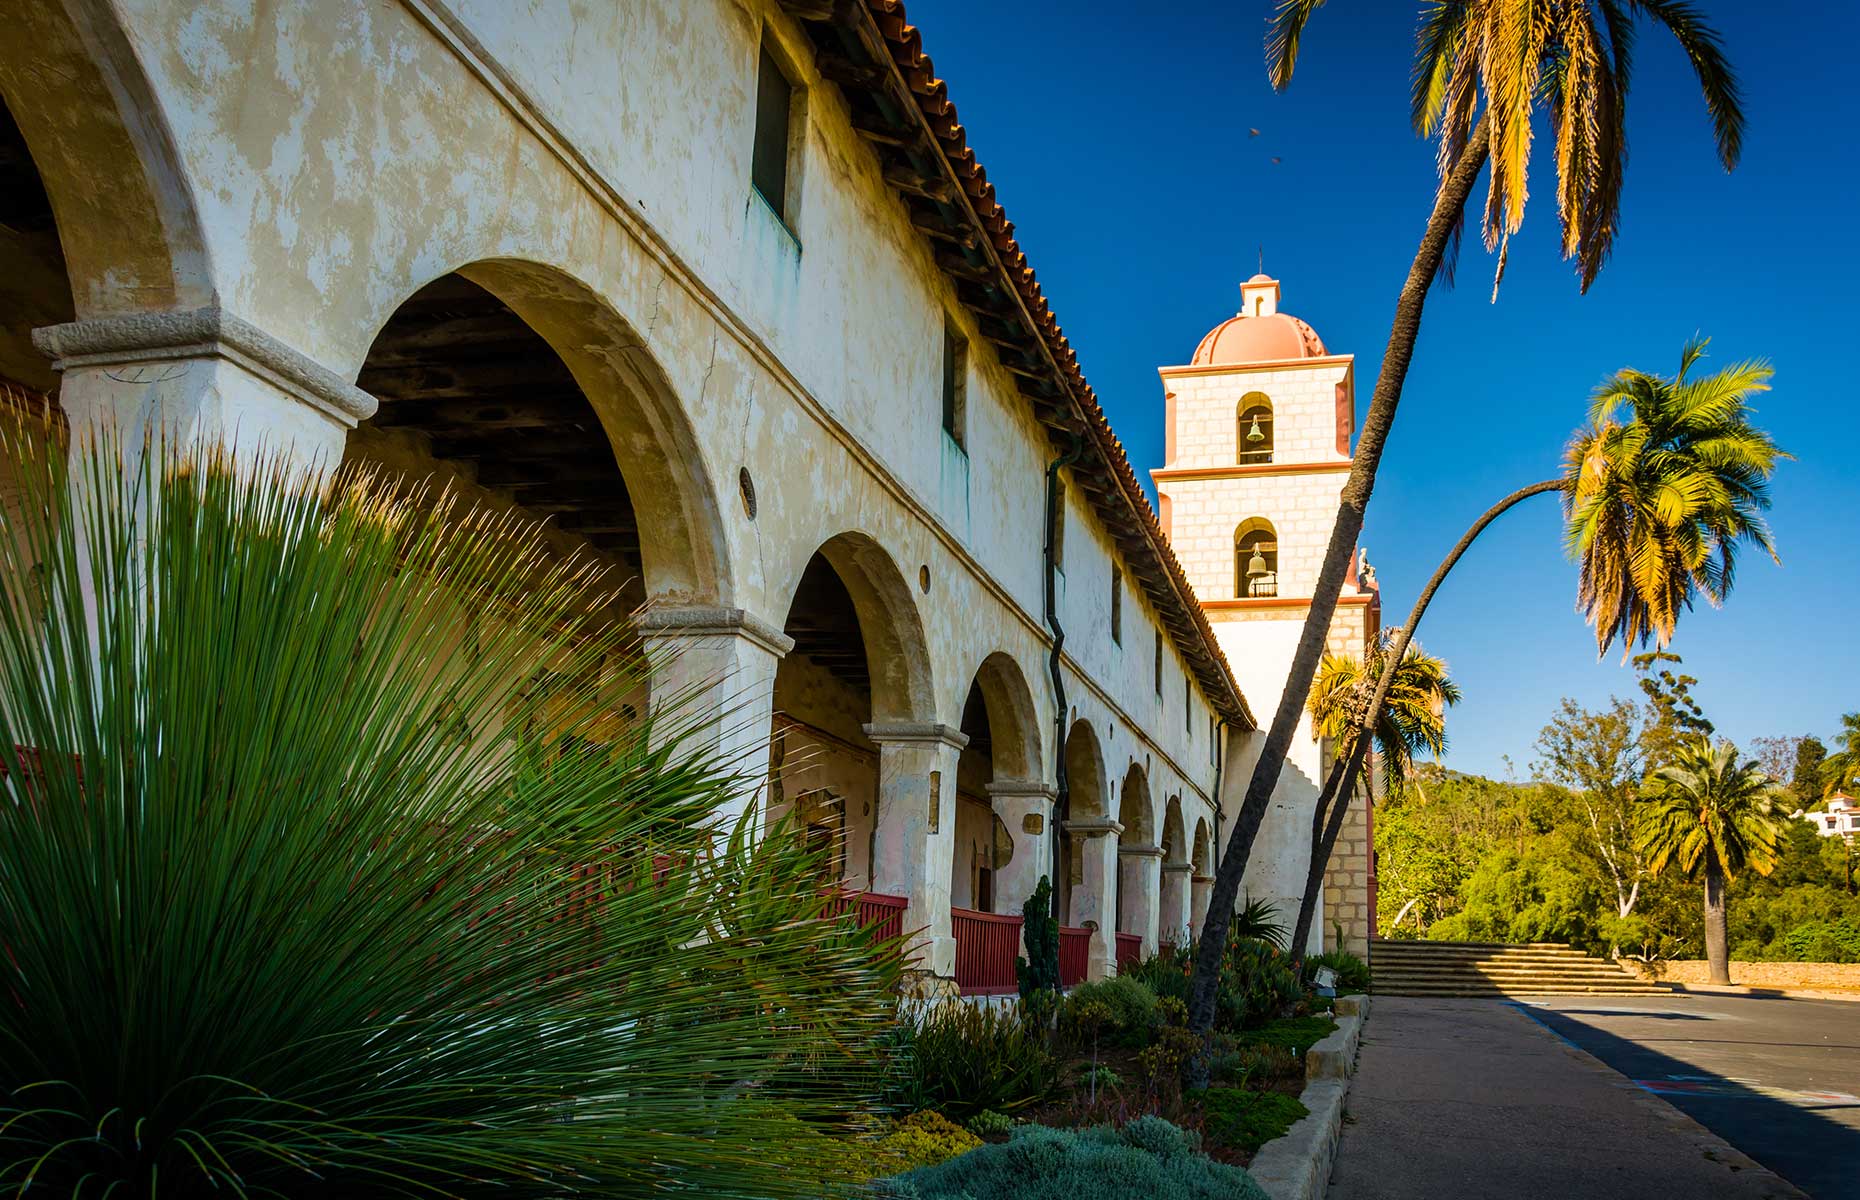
0,423 -> 900,1198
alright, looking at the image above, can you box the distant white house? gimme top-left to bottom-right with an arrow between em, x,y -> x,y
1801,794 -> 1860,838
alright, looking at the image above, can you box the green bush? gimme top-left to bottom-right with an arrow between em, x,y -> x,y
1122,935 -> 1301,1033
1018,876 -> 1063,998
1240,1015 -> 1337,1055
867,1111 -> 984,1176
1783,918 -> 1860,962
1206,1043 -> 1300,1086
1195,1088 -> 1310,1155
0,433 -> 900,1198
888,1002 -> 1065,1120
966,1109 -> 1014,1139
1064,975 -> 1161,1047
1305,949 -> 1371,993
876,1118 -> 1269,1199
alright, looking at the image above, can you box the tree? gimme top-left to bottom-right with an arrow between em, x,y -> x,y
1794,736 -> 1828,804
1288,637 -> 1460,957
1749,736 -> 1802,796
1188,0 -> 1746,1047
1535,698 -> 1649,920
1273,341 -> 1782,980
1637,737 -> 1786,985
1822,714 -> 1860,799
1635,651 -> 1715,769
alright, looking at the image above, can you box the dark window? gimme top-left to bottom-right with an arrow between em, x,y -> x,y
752,46 -> 792,218
1154,631 -> 1163,696
942,323 -> 968,446
1185,678 -> 1192,731
1110,569 -> 1122,644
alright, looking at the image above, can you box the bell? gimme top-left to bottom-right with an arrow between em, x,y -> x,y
1246,550 -> 1269,580
1246,414 -> 1265,443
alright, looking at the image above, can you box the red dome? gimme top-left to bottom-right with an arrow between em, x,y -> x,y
1191,312 -> 1327,366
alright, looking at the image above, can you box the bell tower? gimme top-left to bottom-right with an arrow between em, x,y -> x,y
1153,275 -> 1381,957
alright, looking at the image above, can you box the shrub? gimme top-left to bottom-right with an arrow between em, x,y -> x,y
889,1002 -> 1065,1120
1207,1043 -> 1301,1086
1018,876 -> 1063,999
966,1109 -> 1014,1139
1783,918 -> 1860,963
1123,936 -> 1301,1033
1195,1088 -> 1310,1155
0,433 -> 901,1198
1305,949 -> 1372,993
1081,1064 -> 1123,1091
1064,975 -> 1161,1047
876,1119 -> 1269,1199
870,1111 -> 984,1175
1240,1015 -> 1337,1055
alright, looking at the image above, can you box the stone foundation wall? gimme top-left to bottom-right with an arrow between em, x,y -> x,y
1322,790 -> 1372,958
1628,960 -> 1860,991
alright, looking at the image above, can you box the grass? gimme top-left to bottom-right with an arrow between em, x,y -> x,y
1194,1087 -> 1310,1155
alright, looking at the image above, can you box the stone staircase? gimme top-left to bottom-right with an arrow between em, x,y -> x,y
1371,940 -> 1673,997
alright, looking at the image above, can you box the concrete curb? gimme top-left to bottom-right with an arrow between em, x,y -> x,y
1247,994 -> 1368,1200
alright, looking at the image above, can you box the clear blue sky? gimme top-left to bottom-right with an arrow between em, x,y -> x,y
909,1 -> 1859,779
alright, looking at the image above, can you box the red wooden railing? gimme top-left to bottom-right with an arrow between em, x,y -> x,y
951,907 -> 1023,995
1058,925 -> 1090,988
823,889 -> 909,942
1114,932 -> 1143,972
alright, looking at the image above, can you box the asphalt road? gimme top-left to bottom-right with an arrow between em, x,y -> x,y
1330,997 -> 1802,1200
1522,993 -> 1860,1200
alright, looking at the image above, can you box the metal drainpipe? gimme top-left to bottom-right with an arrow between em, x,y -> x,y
1044,431 -> 1086,919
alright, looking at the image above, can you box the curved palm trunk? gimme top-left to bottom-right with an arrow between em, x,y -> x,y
1287,477 -> 1565,966
1188,119 -> 1495,1052
1703,857 -> 1730,985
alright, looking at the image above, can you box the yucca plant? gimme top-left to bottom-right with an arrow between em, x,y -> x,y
0,423 -> 900,1198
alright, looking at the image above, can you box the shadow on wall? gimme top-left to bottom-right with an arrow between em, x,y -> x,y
1520,1002 -> 1860,1200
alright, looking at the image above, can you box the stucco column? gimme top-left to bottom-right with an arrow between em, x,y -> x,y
1064,818 -> 1122,980
1118,843 -> 1164,956
34,309 -> 374,472
1160,860 -> 1192,951
1190,875 -> 1213,941
865,721 -> 968,983
636,606 -> 792,834
985,779 -> 1055,921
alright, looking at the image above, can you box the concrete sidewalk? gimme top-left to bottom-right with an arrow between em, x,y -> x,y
1327,997 -> 1804,1200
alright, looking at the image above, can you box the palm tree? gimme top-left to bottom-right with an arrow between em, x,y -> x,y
1288,341 -> 1781,968
1820,713 -> 1860,799
1637,736 -> 1786,984
1288,638 -> 1460,958
1189,0 -> 1746,1044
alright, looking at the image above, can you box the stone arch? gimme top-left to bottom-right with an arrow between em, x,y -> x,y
1235,516 -> 1279,599
949,651 -> 1044,914
1159,796 -> 1190,950
1192,817 -> 1212,874
1062,720 -> 1108,821
1189,816 -> 1214,941
0,2 -> 210,322
1116,763 -> 1158,943
1058,719 -> 1109,929
349,259 -> 730,606
1237,391 -> 1274,465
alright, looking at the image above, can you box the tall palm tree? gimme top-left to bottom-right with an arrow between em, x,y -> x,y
1818,712 -> 1860,799
1288,341 -> 1781,968
1637,736 -> 1785,984
1288,638 -> 1460,957
1189,0 -> 1745,1044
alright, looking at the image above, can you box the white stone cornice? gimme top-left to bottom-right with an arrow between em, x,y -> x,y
636,605 -> 794,658
1162,860 -> 1194,873
33,308 -> 377,427
1118,843 -> 1165,858
1062,818 -> 1124,838
863,721 -> 970,751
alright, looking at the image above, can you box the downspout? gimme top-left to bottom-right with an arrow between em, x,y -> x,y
1044,431 -> 1086,918
1211,721 -> 1224,873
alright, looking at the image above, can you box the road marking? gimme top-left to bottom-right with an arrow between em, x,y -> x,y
1634,1077 -> 1857,1107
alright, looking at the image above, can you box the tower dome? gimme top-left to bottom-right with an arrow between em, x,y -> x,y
1190,275 -> 1327,366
